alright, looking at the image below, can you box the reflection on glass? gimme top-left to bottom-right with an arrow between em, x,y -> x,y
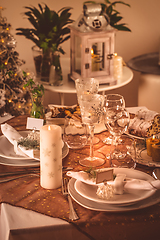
91,42 -> 105,72
74,35 -> 81,75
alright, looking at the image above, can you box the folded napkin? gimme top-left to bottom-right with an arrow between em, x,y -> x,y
1,123 -> 39,159
67,170 -> 160,194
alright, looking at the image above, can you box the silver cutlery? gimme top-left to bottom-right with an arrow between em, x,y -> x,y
0,173 -> 40,183
62,177 -> 79,221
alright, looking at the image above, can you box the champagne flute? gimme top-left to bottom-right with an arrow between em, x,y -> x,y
75,78 -> 100,145
103,94 -> 125,145
78,93 -> 105,167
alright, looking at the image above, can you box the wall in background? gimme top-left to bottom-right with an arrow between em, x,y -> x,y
1,0 -> 160,107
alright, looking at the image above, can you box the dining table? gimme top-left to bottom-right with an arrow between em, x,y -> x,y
0,114 -> 160,240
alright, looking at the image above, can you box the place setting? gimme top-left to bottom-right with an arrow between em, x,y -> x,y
61,82 -> 160,213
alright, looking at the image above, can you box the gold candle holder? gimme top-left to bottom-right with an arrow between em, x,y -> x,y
152,142 -> 160,162
146,136 -> 159,157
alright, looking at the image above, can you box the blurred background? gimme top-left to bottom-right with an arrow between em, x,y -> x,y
1,0 -> 160,107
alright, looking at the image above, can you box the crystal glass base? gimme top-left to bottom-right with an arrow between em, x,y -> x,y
79,156 -> 105,167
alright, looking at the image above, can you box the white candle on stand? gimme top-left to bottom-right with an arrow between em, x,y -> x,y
114,54 -> 123,80
40,125 -> 62,189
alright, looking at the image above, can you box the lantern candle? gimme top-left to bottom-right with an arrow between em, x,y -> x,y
146,135 -> 159,157
40,125 -> 62,189
91,48 -> 100,71
114,53 -> 123,80
152,141 -> 160,162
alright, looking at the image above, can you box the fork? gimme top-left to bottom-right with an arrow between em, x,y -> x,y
62,177 -> 79,221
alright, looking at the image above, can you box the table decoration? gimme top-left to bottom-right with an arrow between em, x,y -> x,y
146,136 -> 159,156
151,142 -> 160,162
40,124 -> 62,189
114,53 -> 123,80
16,4 -> 73,84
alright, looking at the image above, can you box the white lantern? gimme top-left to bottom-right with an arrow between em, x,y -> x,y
69,3 -> 117,85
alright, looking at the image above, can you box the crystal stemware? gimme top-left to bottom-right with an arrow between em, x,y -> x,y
78,93 -> 105,167
105,106 -> 134,167
103,94 -> 125,145
75,78 -> 100,145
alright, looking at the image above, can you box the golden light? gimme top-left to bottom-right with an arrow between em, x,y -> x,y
1,39 -> 4,43
114,53 -> 117,57
8,99 -> 12,103
6,28 -> 9,31
48,125 -> 51,131
91,48 -> 94,56
5,61 -> 8,65
152,135 -> 155,140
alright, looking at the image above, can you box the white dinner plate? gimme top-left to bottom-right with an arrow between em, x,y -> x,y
0,131 -> 69,166
68,178 -> 160,212
74,168 -> 156,206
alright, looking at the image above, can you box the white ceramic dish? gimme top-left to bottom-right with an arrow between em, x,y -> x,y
74,168 -> 156,205
0,131 -> 69,166
68,175 -> 160,212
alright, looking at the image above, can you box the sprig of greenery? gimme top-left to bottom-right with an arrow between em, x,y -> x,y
18,138 -> 40,150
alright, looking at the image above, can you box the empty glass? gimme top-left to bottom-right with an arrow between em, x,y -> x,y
103,94 -> 125,145
78,93 -> 105,167
75,77 -> 100,145
63,117 -> 88,149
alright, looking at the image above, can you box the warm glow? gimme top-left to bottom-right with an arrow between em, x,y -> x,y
114,53 -> 117,57
91,48 -> 94,56
6,27 -> 9,31
1,39 -> 4,43
152,135 -> 155,140
18,105 -> 21,109
5,61 -> 7,65
48,125 -> 51,131
8,99 -> 12,103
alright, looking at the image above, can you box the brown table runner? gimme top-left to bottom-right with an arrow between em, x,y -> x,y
0,115 -> 160,240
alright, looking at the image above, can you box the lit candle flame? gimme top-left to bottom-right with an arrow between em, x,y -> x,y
48,125 -> 51,131
91,48 -> 94,56
152,135 -> 155,140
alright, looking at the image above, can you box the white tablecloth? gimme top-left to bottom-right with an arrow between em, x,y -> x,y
0,203 -> 90,240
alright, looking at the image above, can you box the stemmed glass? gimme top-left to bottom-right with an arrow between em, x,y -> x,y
78,93 -> 105,167
75,78 -> 100,145
104,106 -> 131,167
103,94 -> 125,145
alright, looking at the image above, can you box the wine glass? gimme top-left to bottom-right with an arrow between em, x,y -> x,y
75,78 -> 100,145
78,93 -> 105,167
103,94 -> 125,145
105,106 -> 133,167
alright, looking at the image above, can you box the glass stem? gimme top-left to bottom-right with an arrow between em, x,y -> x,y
88,124 -> 95,158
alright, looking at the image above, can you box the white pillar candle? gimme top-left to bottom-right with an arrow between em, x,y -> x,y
114,55 -> 123,80
40,125 -> 62,189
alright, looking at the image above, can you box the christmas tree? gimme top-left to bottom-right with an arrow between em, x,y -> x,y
0,6 -> 32,116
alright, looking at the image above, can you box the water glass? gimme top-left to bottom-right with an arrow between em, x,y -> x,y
63,117 -> 88,149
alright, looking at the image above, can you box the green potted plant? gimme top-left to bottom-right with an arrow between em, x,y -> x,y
16,4 -> 73,85
23,75 -> 45,119
84,0 -> 131,31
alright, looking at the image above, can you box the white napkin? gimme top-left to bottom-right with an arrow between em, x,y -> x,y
1,123 -> 38,159
67,170 -> 160,193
